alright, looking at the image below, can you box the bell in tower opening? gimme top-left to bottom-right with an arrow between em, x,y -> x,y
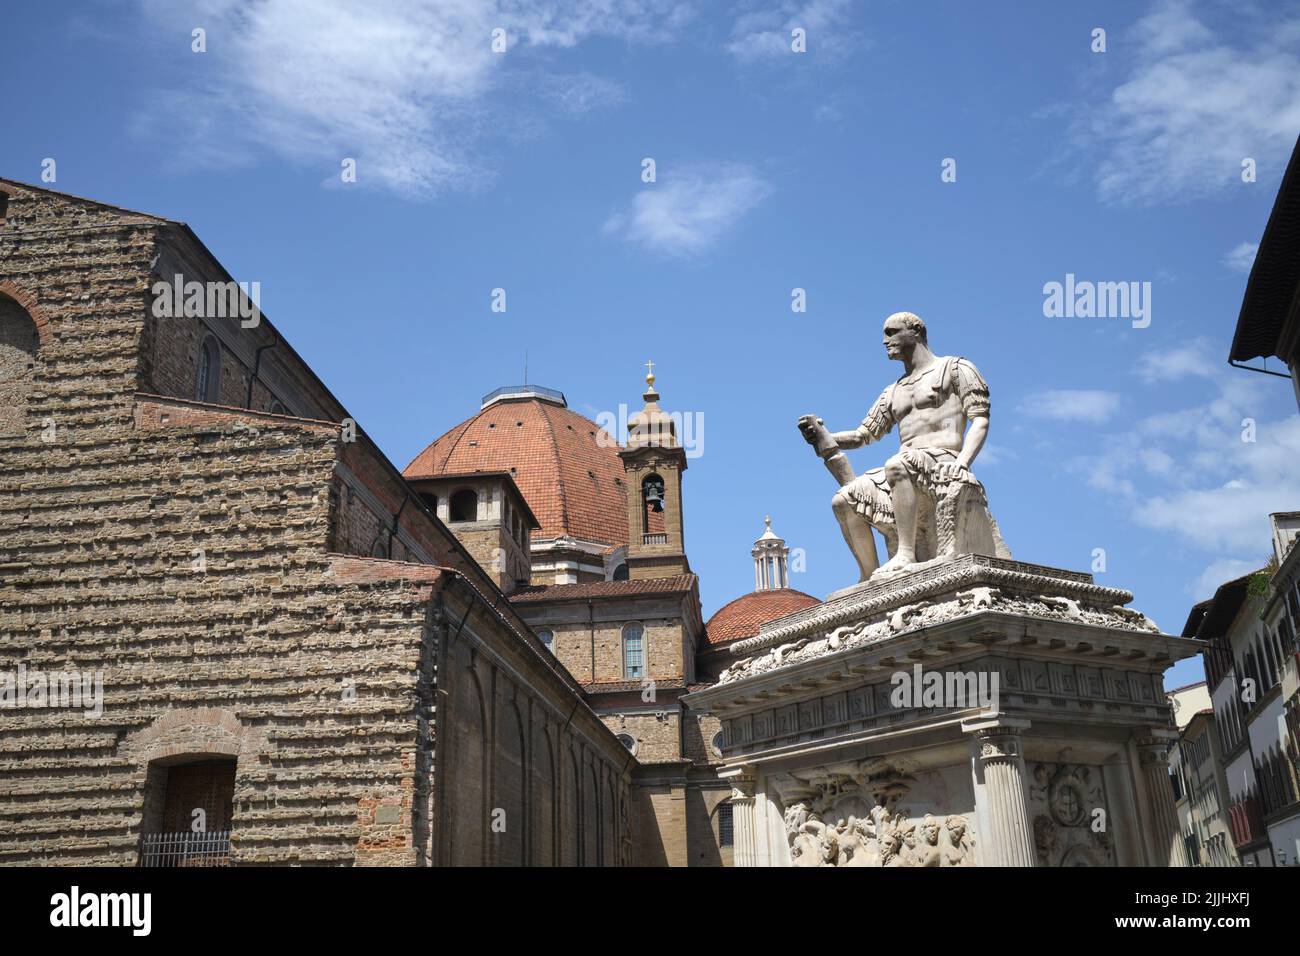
642,475 -> 665,512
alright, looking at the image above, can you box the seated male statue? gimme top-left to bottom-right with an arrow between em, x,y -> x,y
798,311 -> 1010,582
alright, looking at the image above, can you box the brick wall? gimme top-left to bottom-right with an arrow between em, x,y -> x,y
0,181 -> 635,866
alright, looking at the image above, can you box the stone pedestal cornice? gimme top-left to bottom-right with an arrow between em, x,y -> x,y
731,555 -> 1140,658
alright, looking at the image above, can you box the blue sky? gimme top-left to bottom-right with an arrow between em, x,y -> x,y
6,0 -> 1300,688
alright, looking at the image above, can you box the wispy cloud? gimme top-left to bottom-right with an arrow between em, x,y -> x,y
1079,0 -> 1300,204
1191,557 -> 1263,600
1222,241 -> 1259,274
725,0 -> 858,63
132,0 -> 692,198
1135,339 -> 1219,384
1019,389 -> 1122,424
1067,363 -> 1300,567
602,162 -> 772,257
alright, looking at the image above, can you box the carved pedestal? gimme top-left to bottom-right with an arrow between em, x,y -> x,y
684,555 -> 1203,867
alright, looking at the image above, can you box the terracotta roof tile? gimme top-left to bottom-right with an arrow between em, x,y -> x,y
509,574 -> 698,604
704,588 -> 821,646
404,396 -> 628,547
583,677 -> 687,694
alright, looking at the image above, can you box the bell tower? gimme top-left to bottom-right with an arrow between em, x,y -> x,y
620,361 -> 690,579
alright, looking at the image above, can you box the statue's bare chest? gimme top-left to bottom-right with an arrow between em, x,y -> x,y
890,365 -> 958,420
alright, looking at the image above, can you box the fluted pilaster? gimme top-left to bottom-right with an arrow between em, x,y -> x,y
964,717 -> 1036,867
1136,732 -> 1189,867
729,776 -> 757,867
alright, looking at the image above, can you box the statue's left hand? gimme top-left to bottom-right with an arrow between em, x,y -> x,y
936,461 -> 970,483
796,414 -> 824,445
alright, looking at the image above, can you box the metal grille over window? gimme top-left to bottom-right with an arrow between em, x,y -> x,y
139,829 -> 231,867
718,804 -> 734,848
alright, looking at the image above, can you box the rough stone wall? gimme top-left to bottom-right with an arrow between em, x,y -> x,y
0,182 -> 634,866
454,525 -> 529,593
0,294 -> 40,434
682,709 -> 724,766
603,710 -> 681,765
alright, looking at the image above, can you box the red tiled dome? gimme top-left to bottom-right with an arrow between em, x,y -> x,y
704,588 -> 821,647
404,390 -> 628,547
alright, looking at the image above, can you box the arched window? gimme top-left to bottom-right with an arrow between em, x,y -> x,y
269,400 -> 286,415
419,492 -> 438,516
195,334 -> 221,403
622,622 -> 644,679
611,563 -> 629,582
371,536 -> 390,559
616,733 -> 638,755
449,489 -> 478,522
536,629 -> 555,654
0,293 -> 40,434
711,731 -> 724,757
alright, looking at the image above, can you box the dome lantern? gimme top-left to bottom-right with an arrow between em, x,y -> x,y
752,515 -> 790,591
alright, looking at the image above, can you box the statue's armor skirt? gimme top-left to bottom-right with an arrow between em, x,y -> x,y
837,447 -> 973,529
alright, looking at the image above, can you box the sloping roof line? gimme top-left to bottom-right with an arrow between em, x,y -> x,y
1230,135 -> 1300,363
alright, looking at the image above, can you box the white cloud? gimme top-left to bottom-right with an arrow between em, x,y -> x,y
1067,359 -> 1300,557
1135,339 -> 1219,384
1081,0 -> 1300,204
725,0 -> 857,63
532,71 -> 627,114
132,0 -> 692,198
602,162 -> 772,257
1190,557 -> 1263,600
1223,241 -> 1259,274
1019,389 -> 1121,424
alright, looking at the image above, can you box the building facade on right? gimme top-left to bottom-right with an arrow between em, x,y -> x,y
1185,522 -> 1300,867
1219,134 -> 1300,864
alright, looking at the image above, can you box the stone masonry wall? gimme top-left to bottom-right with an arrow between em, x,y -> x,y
0,181 -> 633,866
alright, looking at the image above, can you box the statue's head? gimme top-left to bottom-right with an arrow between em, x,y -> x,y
882,311 -> 927,361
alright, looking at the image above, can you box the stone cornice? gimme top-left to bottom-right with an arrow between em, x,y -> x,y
731,555 -> 1135,658
684,610 -> 1201,713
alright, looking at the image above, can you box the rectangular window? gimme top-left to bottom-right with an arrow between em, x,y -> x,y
623,624 -> 644,679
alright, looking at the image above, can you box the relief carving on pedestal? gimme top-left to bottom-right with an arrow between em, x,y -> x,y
1027,762 -> 1115,867
778,760 -> 977,867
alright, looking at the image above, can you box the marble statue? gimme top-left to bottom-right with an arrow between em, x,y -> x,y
799,311 -> 1011,582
